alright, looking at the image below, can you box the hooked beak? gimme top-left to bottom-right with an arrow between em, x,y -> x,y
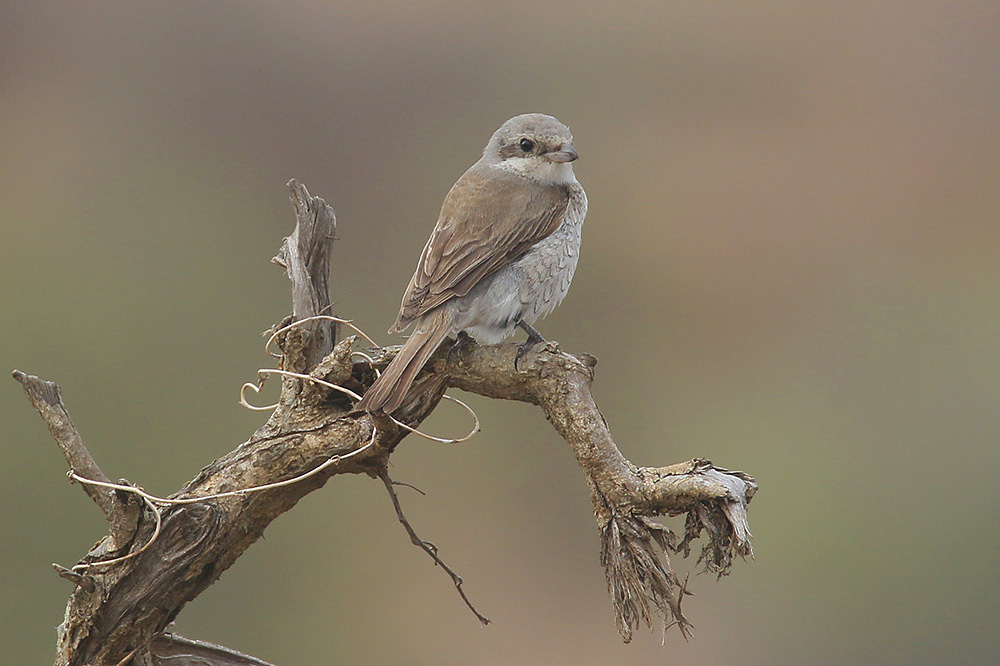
545,143 -> 579,163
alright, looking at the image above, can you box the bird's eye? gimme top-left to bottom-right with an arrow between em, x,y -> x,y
519,138 -> 535,152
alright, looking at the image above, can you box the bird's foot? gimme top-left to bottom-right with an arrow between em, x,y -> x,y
514,320 -> 546,371
446,330 -> 475,365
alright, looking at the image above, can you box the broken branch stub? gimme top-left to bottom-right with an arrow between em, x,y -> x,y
17,180 -> 755,666
272,179 -> 338,372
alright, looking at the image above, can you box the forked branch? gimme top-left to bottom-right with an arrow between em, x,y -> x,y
17,180 -> 755,666
378,468 -> 490,626
363,335 -> 757,642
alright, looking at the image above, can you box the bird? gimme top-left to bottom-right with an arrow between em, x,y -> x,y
356,113 -> 588,414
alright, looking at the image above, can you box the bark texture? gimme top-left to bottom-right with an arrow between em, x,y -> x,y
16,180 -> 756,665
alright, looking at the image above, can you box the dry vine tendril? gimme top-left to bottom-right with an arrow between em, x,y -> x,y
63,314 -> 479,572
245,314 -> 481,444
20,180 -> 755,665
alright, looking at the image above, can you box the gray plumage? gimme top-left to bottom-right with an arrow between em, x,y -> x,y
357,114 -> 587,413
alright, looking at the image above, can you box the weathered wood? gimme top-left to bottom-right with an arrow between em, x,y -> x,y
26,182 -> 389,666
151,633 -> 280,666
272,179 -> 338,370
18,181 -> 756,665
13,370 -> 140,549
383,338 -> 757,641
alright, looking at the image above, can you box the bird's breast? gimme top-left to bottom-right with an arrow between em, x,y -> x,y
448,182 -> 587,343
512,183 -> 588,323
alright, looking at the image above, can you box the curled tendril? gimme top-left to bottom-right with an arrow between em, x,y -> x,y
241,368 -> 480,445
70,492 -> 162,573
67,312 -> 481,572
265,315 -> 379,358
248,314 -> 482,445
66,426 -> 378,571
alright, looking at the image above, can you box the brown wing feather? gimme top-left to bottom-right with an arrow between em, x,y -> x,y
389,164 -> 570,333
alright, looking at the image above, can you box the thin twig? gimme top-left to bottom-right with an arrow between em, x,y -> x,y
378,467 -> 490,626
392,480 -> 427,496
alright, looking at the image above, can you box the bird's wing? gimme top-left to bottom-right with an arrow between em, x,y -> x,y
390,165 -> 570,332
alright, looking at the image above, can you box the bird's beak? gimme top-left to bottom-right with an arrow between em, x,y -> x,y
545,143 -> 579,163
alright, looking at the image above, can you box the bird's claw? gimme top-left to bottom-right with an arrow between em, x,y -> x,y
514,343 -> 531,371
513,320 -> 546,371
447,331 -> 474,365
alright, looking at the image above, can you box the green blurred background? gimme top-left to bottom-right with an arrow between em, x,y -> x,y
3,1 -> 999,664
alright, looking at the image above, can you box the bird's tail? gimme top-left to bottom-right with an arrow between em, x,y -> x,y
356,309 -> 453,414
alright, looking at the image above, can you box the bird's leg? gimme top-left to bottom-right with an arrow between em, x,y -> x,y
514,320 -> 546,370
446,330 -> 475,365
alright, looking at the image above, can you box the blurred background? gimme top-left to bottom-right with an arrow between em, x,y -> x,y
3,1 -> 999,664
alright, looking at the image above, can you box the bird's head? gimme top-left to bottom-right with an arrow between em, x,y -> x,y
483,113 -> 579,185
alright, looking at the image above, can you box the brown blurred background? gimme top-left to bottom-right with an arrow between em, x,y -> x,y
3,1 -> 999,664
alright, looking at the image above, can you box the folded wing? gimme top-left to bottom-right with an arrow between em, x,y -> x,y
391,166 -> 570,333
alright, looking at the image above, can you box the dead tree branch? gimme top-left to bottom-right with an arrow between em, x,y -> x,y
14,371 -> 141,551
272,179 -> 338,365
378,467 -> 491,625
17,179 -> 756,665
364,337 -> 757,642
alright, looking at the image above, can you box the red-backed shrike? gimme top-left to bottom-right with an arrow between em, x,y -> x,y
357,113 -> 587,413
